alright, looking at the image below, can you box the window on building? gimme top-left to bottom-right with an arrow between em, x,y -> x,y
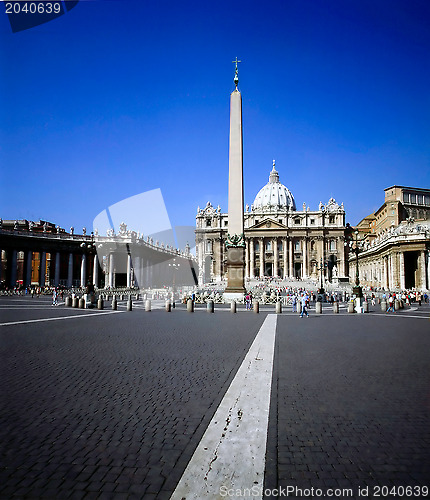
206,219 -> 211,227
329,216 -> 335,224
410,194 -> 416,204
329,240 -> 336,251
206,240 -> 212,252
279,219 -> 283,224
265,241 -> 272,251
224,221 -> 228,227
255,219 -> 259,225
417,195 -> 423,205
403,192 -> 409,203
310,219 -> 315,224
254,242 -> 259,252
425,196 -> 430,206
294,218 -> 300,224
294,241 -> 301,251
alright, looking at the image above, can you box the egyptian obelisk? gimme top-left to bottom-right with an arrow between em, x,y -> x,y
224,58 -> 246,301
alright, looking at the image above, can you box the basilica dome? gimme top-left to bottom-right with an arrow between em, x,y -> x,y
252,161 -> 296,210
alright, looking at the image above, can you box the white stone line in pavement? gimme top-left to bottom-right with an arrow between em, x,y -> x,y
0,306 -> 64,309
0,310 -> 125,327
170,314 -> 277,500
372,313 -> 429,320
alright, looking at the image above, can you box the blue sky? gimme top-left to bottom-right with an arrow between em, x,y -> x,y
1,0 -> 429,240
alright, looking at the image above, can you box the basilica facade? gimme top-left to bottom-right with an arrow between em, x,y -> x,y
196,161 -> 348,285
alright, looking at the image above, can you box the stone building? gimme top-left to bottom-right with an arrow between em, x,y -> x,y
196,161 -> 348,285
352,185 -> 430,291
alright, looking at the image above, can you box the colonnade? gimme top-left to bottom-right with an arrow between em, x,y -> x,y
0,248 -> 100,288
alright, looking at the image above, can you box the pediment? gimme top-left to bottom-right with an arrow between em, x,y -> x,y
249,218 -> 286,230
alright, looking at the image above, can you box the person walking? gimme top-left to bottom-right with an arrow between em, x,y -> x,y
300,293 -> 309,318
245,293 -> 251,310
52,288 -> 58,306
386,294 -> 395,313
292,294 -> 297,313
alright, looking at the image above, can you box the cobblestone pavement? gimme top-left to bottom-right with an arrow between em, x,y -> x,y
265,312 -> 430,499
1,297 -> 429,499
0,296 -> 264,500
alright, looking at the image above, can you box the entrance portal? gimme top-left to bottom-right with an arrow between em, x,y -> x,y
404,251 -> 419,289
264,262 -> 273,277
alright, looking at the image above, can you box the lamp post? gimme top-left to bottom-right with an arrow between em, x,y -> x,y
344,224 -> 363,298
168,259 -> 180,299
80,232 -> 97,305
317,258 -> 327,295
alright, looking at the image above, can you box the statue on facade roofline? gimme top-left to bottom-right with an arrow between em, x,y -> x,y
119,222 -> 127,235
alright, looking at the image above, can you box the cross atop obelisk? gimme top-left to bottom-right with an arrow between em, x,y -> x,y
232,57 -> 241,89
224,58 -> 246,301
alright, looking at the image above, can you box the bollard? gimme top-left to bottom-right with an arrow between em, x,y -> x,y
136,294 -> 139,300
298,302 -> 302,314
165,300 -> 171,312
362,301 -> 369,313
394,299 -> 400,311
333,302 -> 339,313
348,301 -> 355,313
380,300 -> 387,312
275,301 -> 282,314
187,299 -> 194,313
230,301 -> 236,313
72,296 -> 79,308
112,298 -> 117,310
120,294 -> 124,301
399,300 -> 404,309
79,297 -> 85,309
65,296 -> 71,307
145,299 -> 151,312
315,301 -> 322,314
207,300 -> 214,313
172,301 -> 176,309
354,297 -> 362,313
253,301 -> 259,313
98,297 -> 104,310
127,297 -> 132,311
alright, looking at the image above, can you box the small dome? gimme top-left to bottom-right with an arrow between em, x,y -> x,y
252,161 -> 296,210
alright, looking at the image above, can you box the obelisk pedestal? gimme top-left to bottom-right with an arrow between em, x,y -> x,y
224,61 -> 246,303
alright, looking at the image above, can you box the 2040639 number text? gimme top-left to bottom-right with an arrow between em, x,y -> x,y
4,3 -> 62,15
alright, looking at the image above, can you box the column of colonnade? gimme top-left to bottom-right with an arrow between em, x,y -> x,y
427,250 -> 430,291
259,238 -> 264,278
245,242 -> 249,279
249,239 -> 255,279
273,237 -> 278,277
420,251 -> 427,290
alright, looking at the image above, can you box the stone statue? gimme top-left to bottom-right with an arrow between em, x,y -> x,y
82,227 -> 86,236
70,227 -> 74,235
